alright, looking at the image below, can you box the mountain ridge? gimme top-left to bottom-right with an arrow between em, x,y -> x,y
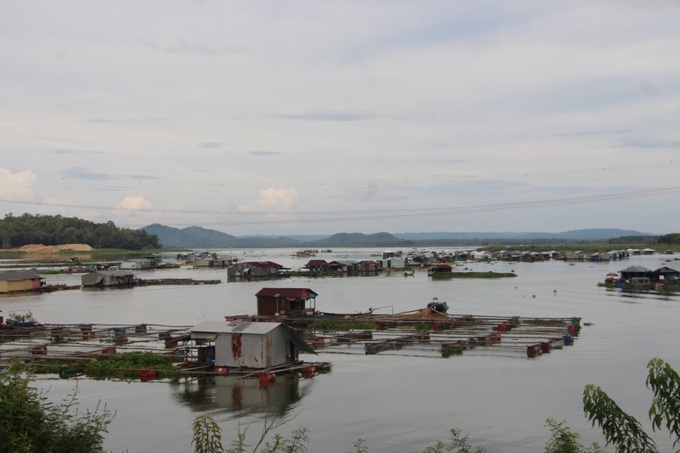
141,224 -> 655,248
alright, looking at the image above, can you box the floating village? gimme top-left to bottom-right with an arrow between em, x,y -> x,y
1,246 -> 677,384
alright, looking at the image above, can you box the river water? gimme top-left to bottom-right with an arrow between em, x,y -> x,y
2,248 -> 679,452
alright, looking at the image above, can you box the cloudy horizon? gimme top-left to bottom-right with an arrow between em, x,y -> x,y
1,1 -> 679,235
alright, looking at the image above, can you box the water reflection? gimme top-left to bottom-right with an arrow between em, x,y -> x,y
605,288 -> 680,303
171,374 -> 314,417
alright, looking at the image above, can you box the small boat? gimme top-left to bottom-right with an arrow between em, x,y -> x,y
427,297 -> 449,313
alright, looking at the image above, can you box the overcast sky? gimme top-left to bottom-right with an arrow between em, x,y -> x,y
1,1 -> 679,236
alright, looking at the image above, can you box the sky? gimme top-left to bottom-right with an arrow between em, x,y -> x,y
1,1 -> 679,236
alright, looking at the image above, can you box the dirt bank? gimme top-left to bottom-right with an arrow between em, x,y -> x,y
16,244 -> 94,253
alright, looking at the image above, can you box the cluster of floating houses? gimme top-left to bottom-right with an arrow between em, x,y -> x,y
602,265 -> 680,290
0,245 -> 675,294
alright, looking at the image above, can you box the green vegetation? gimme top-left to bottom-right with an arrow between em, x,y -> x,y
415,323 -> 432,332
658,233 -> 680,244
191,417 -> 489,453
7,310 -> 38,324
431,271 -> 517,279
308,319 -> 377,332
543,419 -> 603,453
583,357 -> 680,452
440,344 -> 465,358
0,213 -> 159,250
0,359 -> 113,453
33,351 -> 182,381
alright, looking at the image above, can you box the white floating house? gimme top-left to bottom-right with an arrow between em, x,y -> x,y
189,321 -> 314,369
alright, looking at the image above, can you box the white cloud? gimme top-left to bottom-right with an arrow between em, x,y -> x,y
238,187 -> 298,212
116,196 -> 153,211
0,168 -> 36,200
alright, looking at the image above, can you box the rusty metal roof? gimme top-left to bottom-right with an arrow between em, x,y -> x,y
255,287 -> 318,298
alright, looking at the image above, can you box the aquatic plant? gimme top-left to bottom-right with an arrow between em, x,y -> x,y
415,323 -> 432,332
308,319 -> 376,333
440,344 -> 465,358
30,351 -> 182,381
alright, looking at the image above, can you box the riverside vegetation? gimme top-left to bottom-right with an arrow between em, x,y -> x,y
0,213 -> 159,250
3,357 -> 676,452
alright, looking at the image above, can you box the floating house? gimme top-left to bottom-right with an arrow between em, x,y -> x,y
327,260 -> 357,273
189,320 -> 315,369
81,270 -> 135,287
653,266 -> 680,282
0,270 -> 45,293
378,257 -> 406,269
255,287 -> 318,316
120,259 -> 152,270
428,263 -> 453,275
356,260 -> 379,272
234,261 -> 284,277
618,265 -> 653,283
590,252 -> 611,262
304,259 -> 328,273
194,257 -> 230,268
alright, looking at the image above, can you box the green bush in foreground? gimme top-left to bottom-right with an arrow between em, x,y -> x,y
0,360 -> 113,453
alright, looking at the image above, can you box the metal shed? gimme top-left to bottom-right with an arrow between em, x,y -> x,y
0,270 -> 45,293
81,270 -> 135,287
190,320 -> 314,369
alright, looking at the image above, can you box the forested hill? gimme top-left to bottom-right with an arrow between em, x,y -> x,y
141,224 -> 661,248
0,214 -> 159,250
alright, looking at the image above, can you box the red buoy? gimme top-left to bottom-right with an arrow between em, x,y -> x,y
259,373 -> 276,383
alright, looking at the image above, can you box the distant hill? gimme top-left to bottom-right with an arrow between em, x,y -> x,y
142,224 -> 301,248
305,232 -> 414,247
394,228 -> 651,241
141,224 -> 655,249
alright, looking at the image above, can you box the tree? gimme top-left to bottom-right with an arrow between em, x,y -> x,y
583,357 -> 679,453
0,360 -> 113,453
543,419 -> 603,453
657,233 -> 680,244
0,213 -> 159,249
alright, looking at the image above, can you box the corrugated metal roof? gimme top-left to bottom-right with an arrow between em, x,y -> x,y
0,270 -> 43,281
84,270 -> 135,277
620,266 -> 652,273
243,261 -> 283,268
190,320 -> 281,335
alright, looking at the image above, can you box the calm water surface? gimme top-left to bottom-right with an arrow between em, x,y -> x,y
2,248 -> 679,452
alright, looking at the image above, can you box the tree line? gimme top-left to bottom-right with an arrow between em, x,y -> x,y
0,213 -> 159,250
657,233 -> 680,244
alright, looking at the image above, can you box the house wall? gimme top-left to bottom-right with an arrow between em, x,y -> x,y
258,297 -> 308,316
214,329 -> 289,368
0,279 -> 37,293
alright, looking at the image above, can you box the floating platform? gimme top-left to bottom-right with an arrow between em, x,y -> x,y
242,306 -> 583,360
